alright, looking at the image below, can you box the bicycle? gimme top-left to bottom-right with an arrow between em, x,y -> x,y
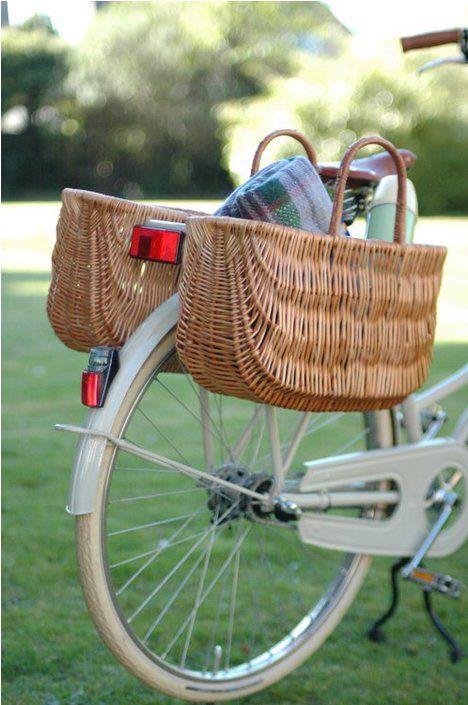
55,29 -> 467,702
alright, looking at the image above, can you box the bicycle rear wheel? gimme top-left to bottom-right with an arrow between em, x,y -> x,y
76,326 -> 394,701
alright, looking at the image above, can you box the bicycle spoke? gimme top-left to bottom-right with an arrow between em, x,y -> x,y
128,502 -> 239,623
185,375 -> 234,462
109,529 -> 209,569
256,526 -> 292,630
157,377 -> 231,456
179,523 -> 218,667
199,386 -> 216,469
115,466 -> 177,474
143,527 -> 227,644
116,434 -> 265,503
136,406 -> 192,466
128,526 -> 214,623
249,415 -> 266,469
203,559 -> 230,672
107,509 -> 206,538
161,525 -> 250,660
109,487 -> 205,505
283,412 -> 312,476
214,393 -> 234,464
333,428 -> 368,455
241,537 -> 263,660
115,513 -> 201,595
304,412 -> 346,438
225,541 -> 241,669
255,412 -> 345,470
232,405 -> 262,460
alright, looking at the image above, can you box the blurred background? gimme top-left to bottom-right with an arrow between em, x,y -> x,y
2,0 -> 468,211
2,3 -> 467,705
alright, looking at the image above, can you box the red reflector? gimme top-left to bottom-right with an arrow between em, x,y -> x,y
81,371 -> 104,407
130,226 -> 183,264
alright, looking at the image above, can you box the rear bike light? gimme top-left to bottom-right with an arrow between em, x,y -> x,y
81,347 -> 119,408
81,371 -> 102,408
129,219 -> 185,264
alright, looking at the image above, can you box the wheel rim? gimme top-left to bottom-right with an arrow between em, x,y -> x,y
99,345 -> 386,683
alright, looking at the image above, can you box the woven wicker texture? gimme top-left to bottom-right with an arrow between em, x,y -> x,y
176,135 -> 447,412
47,188 -> 204,353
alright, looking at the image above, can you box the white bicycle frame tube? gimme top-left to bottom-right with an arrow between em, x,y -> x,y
402,363 -> 468,442
290,438 -> 468,557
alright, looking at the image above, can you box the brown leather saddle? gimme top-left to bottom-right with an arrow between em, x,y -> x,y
319,149 -> 417,186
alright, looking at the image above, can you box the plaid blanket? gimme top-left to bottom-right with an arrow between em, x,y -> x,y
216,156 -> 334,234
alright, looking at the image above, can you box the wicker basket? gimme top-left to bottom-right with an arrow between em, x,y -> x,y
176,135 -> 447,412
47,188 -> 204,352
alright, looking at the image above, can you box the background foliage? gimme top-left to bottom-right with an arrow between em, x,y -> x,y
2,1 -> 467,212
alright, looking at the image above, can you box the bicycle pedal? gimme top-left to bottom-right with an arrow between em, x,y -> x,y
405,567 -> 465,598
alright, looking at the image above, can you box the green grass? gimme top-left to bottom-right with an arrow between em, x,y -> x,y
2,208 -> 468,705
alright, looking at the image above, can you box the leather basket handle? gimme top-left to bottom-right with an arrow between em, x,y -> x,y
251,129 -> 318,176
328,136 -> 408,244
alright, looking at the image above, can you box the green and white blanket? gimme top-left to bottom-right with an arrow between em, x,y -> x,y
216,156 -> 334,233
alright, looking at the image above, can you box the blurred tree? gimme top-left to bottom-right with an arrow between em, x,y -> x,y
1,1 -> 466,212
20,13 -> 58,34
66,1 -> 347,197
220,46 -> 468,214
1,17 -> 70,198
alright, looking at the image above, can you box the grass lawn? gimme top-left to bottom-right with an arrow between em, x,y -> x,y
2,204 -> 468,704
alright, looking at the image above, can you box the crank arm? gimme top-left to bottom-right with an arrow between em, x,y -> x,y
296,439 -> 468,557
401,490 -> 457,577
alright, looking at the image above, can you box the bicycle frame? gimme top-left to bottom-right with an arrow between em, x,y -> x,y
266,367 -> 468,557
59,293 -> 468,560
288,438 -> 467,557
401,365 -> 468,442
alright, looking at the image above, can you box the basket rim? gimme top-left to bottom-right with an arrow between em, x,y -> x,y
185,214 -> 447,255
61,188 -> 206,217
61,187 -> 142,211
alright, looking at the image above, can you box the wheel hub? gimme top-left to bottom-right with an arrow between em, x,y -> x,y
207,464 -> 273,524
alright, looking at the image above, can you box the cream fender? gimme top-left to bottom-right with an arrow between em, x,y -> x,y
65,295 -> 179,515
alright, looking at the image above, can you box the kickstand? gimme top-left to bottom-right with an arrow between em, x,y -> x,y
368,558 -> 407,642
368,558 -> 464,663
422,590 -> 464,663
